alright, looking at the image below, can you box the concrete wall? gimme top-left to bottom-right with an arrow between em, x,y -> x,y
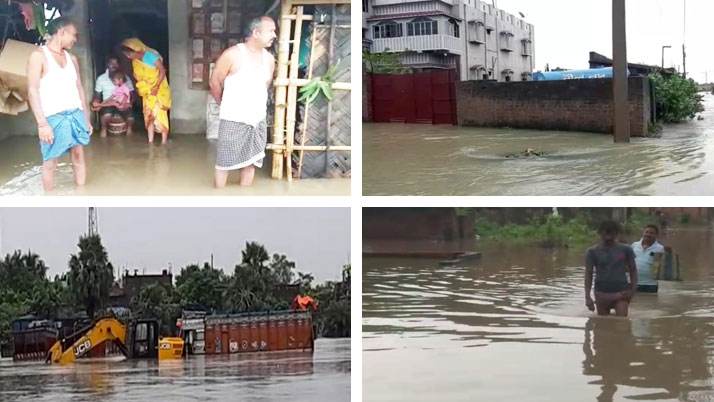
362,72 -> 372,121
456,77 -> 652,137
0,0 -> 94,139
168,0 -> 208,134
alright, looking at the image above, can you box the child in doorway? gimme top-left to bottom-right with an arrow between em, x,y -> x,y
92,71 -> 133,135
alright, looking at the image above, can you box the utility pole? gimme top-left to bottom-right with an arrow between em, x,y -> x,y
88,207 -> 98,237
683,0 -> 687,78
612,0 -> 629,143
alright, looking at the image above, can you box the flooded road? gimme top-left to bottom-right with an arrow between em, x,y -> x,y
0,134 -> 350,196
0,338 -> 349,402
363,94 -> 714,196
363,230 -> 714,402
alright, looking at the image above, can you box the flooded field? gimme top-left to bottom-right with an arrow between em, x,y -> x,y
363,230 -> 714,402
0,338 -> 349,402
0,134 -> 350,196
363,94 -> 714,196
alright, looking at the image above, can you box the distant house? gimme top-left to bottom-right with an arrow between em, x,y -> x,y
589,51 -> 674,76
109,269 -> 173,308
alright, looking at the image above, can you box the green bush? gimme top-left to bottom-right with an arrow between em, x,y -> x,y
475,214 -> 595,248
650,73 -> 704,123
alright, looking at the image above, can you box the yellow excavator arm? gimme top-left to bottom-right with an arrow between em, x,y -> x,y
47,318 -> 127,364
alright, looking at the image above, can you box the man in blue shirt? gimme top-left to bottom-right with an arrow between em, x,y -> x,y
91,56 -> 135,137
631,224 -> 665,293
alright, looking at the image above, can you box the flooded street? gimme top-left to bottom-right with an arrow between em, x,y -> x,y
0,134 -> 350,196
0,338 -> 349,402
363,94 -> 714,196
363,229 -> 714,402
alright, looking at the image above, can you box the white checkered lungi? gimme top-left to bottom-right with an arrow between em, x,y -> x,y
215,119 -> 267,171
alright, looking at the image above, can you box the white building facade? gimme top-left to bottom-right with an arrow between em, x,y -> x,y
362,0 -> 535,82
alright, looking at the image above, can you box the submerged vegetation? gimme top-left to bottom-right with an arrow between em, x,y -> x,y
650,73 -> 704,123
476,214 -> 594,248
475,209 -> 670,248
0,236 -> 350,351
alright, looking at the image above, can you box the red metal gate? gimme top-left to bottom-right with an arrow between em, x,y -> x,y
371,70 -> 457,125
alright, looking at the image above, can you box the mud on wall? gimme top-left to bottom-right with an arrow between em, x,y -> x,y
456,77 -> 652,137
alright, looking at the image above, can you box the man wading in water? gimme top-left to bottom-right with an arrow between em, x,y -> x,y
209,16 -> 276,188
631,224 -> 664,293
27,17 -> 93,192
585,221 -> 638,316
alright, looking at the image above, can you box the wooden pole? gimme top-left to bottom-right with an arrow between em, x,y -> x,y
324,5 -> 336,176
285,6 -> 305,182
272,0 -> 294,179
273,78 -> 351,90
612,0 -> 629,143
297,23 -> 319,179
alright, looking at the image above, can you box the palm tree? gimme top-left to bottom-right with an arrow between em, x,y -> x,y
67,235 -> 114,319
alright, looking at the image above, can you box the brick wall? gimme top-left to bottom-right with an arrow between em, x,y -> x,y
456,77 -> 652,137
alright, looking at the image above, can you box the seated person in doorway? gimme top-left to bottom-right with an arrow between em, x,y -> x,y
91,56 -> 135,137
584,220 -> 638,317
631,224 -> 664,293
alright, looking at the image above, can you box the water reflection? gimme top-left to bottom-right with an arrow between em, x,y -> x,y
0,338 -> 349,402
363,94 -> 714,196
0,135 -> 350,196
363,232 -> 714,402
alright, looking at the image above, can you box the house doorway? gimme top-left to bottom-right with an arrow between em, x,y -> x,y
87,0 -> 169,129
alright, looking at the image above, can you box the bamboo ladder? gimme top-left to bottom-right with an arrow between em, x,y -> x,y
269,0 -> 352,181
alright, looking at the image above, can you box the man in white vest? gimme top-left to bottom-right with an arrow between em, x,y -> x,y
27,17 -> 92,192
631,224 -> 665,293
209,16 -> 276,188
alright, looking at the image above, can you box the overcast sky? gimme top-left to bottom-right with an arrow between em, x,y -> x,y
498,0 -> 713,83
0,208 -> 350,283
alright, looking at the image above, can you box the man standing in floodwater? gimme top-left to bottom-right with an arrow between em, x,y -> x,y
585,221 -> 638,316
27,17 -> 92,192
631,224 -> 665,293
209,16 -> 276,188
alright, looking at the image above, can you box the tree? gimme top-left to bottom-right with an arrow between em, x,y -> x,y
362,48 -> 410,74
67,235 -> 114,319
175,262 -> 226,312
269,253 -> 296,284
296,272 -> 314,291
650,73 -> 705,123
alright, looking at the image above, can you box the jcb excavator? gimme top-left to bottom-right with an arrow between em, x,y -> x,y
46,318 -> 184,364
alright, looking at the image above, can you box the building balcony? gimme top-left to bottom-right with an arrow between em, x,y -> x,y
371,35 -> 462,55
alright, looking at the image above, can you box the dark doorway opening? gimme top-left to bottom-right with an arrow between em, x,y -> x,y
88,0 -> 169,128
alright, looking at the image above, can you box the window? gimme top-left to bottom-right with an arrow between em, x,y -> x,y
362,0 -> 369,12
449,19 -> 459,38
407,17 -> 438,36
374,21 -> 403,39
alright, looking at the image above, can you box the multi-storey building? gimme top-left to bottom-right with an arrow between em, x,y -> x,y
363,0 -> 535,82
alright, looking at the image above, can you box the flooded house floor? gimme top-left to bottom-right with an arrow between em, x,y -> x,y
0,134 -> 350,196
363,94 -> 714,196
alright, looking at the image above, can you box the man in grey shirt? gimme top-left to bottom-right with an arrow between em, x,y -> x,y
584,220 -> 638,316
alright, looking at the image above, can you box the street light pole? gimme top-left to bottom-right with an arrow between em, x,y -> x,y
613,0 -> 629,143
661,45 -> 671,70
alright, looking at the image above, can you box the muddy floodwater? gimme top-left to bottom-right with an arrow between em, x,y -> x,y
0,134 -> 350,196
363,229 -> 714,402
364,94 -> 714,196
0,338 -> 349,402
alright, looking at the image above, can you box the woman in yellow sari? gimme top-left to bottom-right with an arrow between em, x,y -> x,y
121,38 -> 171,144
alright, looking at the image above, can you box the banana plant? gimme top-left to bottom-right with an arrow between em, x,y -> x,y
298,60 -> 340,105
